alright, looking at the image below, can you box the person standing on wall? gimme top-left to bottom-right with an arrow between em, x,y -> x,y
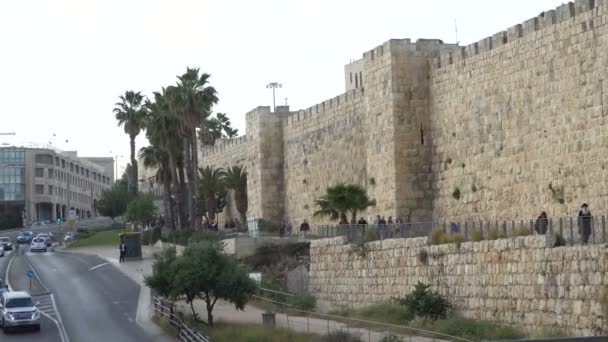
578,203 -> 592,244
300,219 -> 310,239
357,217 -> 368,225
119,240 -> 128,263
534,211 -> 549,235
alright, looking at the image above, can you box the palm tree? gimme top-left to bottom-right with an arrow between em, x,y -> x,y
314,183 -> 376,224
198,166 -> 226,223
139,145 -> 174,230
143,88 -> 187,229
174,68 -> 219,230
200,113 -> 238,146
223,165 -> 247,224
114,90 -> 147,194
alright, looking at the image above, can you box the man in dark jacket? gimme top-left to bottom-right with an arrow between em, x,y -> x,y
357,217 -> 368,225
578,203 -> 592,244
119,241 -> 128,263
300,219 -> 310,239
535,212 -> 548,235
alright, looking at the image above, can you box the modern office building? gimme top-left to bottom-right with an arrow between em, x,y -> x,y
0,145 -> 114,228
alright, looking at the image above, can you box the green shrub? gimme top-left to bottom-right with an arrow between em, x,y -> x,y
470,229 -> 483,242
208,322 -> 315,342
508,227 -> 530,238
288,295 -> 316,311
432,318 -> 524,341
451,232 -> 463,249
430,229 -> 446,245
142,227 -> 162,246
355,302 -> 413,325
452,187 -> 461,200
381,335 -> 404,342
489,227 -> 506,240
398,282 -> 450,320
166,229 -> 195,246
319,331 -> 363,342
189,231 -> 219,243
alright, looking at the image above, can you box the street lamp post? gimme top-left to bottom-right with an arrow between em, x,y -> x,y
266,82 -> 282,112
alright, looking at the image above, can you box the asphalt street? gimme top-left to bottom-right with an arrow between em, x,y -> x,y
0,224 -> 157,342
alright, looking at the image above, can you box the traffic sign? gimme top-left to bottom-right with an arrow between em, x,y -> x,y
26,270 -> 33,278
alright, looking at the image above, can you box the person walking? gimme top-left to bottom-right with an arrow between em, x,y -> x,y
534,211 -> 549,235
119,240 -> 128,263
578,203 -> 592,244
357,217 -> 368,225
300,219 -> 310,239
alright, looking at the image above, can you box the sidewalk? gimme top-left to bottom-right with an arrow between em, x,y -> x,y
60,245 -> 174,342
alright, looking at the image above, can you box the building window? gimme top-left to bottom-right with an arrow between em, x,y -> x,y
355,74 -> 358,88
0,149 -> 25,162
48,168 -> 54,178
86,169 -> 89,178
61,159 -> 66,168
359,71 -> 363,86
70,163 -> 74,172
48,185 -> 53,195
35,184 -> 44,194
35,154 -> 53,164
35,168 -> 44,177
55,157 -> 60,166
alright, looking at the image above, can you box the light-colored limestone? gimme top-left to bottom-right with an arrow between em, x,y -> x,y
309,235 -> 608,335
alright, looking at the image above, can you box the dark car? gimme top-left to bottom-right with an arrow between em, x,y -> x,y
0,238 -> 12,251
16,231 -> 33,244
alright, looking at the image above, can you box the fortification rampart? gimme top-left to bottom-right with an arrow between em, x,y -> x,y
310,235 -> 608,336
429,0 -> 608,222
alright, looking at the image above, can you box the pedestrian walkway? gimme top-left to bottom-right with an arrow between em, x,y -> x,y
64,245 -> 452,342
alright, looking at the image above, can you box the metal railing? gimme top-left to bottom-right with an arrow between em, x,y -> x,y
318,215 -> 608,246
251,294 -> 472,342
153,296 -> 210,342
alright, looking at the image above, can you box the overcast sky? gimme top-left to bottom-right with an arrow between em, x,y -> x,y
1,0 -> 565,175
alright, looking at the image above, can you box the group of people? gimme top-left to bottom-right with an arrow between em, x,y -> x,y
535,203 -> 594,244
357,215 -> 409,225
279,219 -> 310,238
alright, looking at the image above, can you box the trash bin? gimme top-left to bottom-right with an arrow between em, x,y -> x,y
262,310 -> 276,327
119,232 -> 143,261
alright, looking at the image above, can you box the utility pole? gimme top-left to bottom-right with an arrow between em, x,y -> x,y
266,82 -> 282,112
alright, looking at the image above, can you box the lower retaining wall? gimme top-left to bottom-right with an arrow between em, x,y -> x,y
309,236 -> 608,336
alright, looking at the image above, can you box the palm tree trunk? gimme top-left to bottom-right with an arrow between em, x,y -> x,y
167,153 -> 182,230
184,136 -> 195,229
129,135 -> 138,194
191,131 -> 201,231
163,179 -> 175,230
178,164 -> 189,229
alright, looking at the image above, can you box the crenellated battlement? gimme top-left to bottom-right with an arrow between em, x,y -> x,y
284,88 -> 365,127
200,135 -> 248,157
434,0 -> 596,69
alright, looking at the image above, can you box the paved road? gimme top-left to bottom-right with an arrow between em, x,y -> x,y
1,240 -> 156,342
0,248 -> 63,341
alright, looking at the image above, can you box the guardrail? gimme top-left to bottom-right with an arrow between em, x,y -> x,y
152,296 -> 210,342
318,215 -> 608,246
251,294 -> 473,342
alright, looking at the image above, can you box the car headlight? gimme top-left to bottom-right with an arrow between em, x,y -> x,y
5,312 -> 14,320
31,310 -> 39,319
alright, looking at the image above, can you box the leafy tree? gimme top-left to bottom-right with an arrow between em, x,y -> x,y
126,193 -> 157,226
168,241 -> 257,325
97,185 -> 130,223
144,247 -> 177,297
314,183 -> 376,224
223,165 -> 248,223
139,145 -> 174,229
398,282 -> 451,320
198,166 -> 226,222
114,90 -> 147,194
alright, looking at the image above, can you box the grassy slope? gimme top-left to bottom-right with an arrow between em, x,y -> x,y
69,229 -> 123,248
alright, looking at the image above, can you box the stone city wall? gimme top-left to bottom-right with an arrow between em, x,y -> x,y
309,235 -> 608,336
282,89 -> 367,225
429,0 -> 608,222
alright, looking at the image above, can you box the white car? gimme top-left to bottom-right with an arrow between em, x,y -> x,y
0,291 -> 41,332
30,238 -> 47,253
35,234 -> 52,247
0,237 -> 13,251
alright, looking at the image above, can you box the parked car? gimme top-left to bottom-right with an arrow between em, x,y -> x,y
30,238 -> 47,253
0,291 -> 41,332
16,232 -> 33,244
35,234 -> 52,248
0,238 -> 13,251
0,249 -> 4,258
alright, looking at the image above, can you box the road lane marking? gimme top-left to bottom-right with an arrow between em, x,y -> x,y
90,262 -> 110,270
4,252 -> 16,290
